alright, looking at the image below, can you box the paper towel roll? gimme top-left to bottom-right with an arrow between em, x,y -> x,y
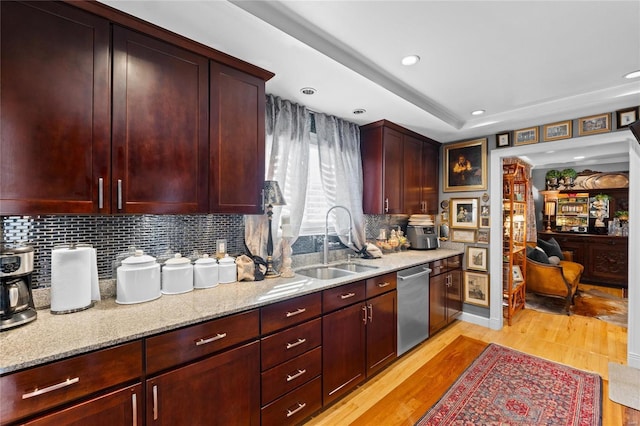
51,247 -> 100,314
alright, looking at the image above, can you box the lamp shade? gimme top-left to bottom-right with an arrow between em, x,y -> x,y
264,180 -> 286,206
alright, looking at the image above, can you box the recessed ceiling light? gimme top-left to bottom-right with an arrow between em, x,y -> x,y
401,55 -> 420,66
471,110 -> 485,116
300,87 -> 316,95
353,108 -> 366,115
624,70 -> 640,79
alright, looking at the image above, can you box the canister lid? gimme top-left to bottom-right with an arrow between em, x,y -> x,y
195,254 -> 217,265
122,250 -> 156,265
218,254 -> 235,264
165,253 -> 191,265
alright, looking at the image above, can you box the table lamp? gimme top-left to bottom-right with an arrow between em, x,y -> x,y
545,201 -> 556,232
263,180 -> 286,278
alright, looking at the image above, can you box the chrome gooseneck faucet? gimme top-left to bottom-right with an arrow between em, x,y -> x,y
324,205 -> 352,265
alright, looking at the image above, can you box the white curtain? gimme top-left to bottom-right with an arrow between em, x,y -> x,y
315,113 -> 366,250
244,95 -> 310,260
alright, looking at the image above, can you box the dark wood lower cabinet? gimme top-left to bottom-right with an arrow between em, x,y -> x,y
146,340 -> 260,425
366,291 -> 397,377
429,256 -> 463,336
23,384 -> 142,426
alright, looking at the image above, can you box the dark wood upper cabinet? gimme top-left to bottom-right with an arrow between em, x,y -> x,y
0,1 -> 110,214
112,26 -> 209,214
210,62 -> 266,214
361,120 -> 441,215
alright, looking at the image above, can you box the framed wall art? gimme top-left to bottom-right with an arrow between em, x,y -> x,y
451,229 -> 476,243
542,120 -> 572,142
443,138 -> 487,192
466,246 -> 488,272
616,107 -> 638,129
514,127 -> 539,146
512,265 -> 524,282
450,198 -> 478,228
578,113 -> 610,136
463,271 -> 490,307
496,132 -> 511,148
477,228 -> 490,243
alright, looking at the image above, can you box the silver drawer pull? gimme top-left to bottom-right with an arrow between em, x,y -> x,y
286,308 -> 306,318
152,385 -> 158,420
195,333 -> 227,346
377,282 -> 391,288
286,338 -> 306,350
132,393 -> 137,426
22,377 -> 79,399
286,402 -> 307,418
286,369 -> 307,382
340,292 -> 356,299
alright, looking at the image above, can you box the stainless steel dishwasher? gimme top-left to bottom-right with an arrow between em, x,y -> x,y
397,264 -> 431,356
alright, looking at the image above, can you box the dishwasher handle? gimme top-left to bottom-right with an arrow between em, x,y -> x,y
398,267 -> 432,281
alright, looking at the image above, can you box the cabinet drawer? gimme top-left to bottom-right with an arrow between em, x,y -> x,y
429,259 -> 447,275
322,281 -> 365,313
0,341 -> 142,425
146,309 -> 259,374
261,346 -> 321,405
365,272 -> 397,298
261,376 -> 322,426
261,293 -> 322,335
261,318 -> 321,370
446,255 -> 462,270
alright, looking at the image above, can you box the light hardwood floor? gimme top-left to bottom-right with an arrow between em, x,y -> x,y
304,304 -> 632,425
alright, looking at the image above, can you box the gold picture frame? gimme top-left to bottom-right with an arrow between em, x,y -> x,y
451,229 -> 476,243
477,228 -> 490,243
443,138 -> 487,192
542,120 -> 572,142
514,127 -> 539,146
450,198 -> 479,229
578,113 -> 611,136
463,271 -> 490,307
466,246 -> 488,272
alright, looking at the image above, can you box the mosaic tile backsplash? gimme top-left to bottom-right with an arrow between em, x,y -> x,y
2,214 -> 411,288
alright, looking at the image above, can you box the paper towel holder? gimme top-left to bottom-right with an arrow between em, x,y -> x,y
50,243 -> 100,315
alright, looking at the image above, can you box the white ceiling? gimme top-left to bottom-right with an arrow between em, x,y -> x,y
100,0 -> 640,147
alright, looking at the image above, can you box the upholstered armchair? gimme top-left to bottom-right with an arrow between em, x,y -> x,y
526,244 -> 584,314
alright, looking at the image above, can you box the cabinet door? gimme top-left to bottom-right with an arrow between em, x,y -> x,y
146,340 -> 260,425
383,127 -> 404,214
587,241 -> 628,287
112,26 -> 209,214
429,274 -> 447,335
366,291 -> 397,377
24,384 -> 142,426
403,136 -> 423,214
0,1 -> 110,214
210,62 -> 266,213
446,270 -> 463,322
421,142 -> 439,215
322,303 -> 366,406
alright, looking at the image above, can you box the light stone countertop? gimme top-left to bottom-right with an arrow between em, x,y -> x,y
0,248 -> 462,375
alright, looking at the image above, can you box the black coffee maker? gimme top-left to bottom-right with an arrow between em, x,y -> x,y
1,244 -> 37,330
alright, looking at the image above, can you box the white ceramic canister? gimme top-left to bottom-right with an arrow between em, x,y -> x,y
116,250 -> 161,304
193,254 -> 219,289
162,253 -> 194,294
218,254 -> 237,284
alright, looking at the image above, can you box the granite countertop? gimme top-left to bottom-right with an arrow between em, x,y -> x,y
0,248 -> 462,375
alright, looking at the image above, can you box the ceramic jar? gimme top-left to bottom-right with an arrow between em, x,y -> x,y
193,254 -> 219,289
116,250 -> 161,304
162,253 -> 193,294
218,254 -> 237,284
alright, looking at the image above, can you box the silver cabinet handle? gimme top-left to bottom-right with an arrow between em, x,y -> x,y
117,179 -> 123,210
98,177 -> 104,209
286,369 -> 307,382
377,282 -> 391,288
340,292 -> 356,299
286,338 -> 306,350
22,377 -> 79,399
195,333 -> 227,346
152,385 -> 158,420
368,304 -> 373,322
362,305 -> 367,324
384,198 -> 389,213
261,188 -> 265,213
132,393 -> 137,426
286,308 -> 306,318
286,402 -> 307,418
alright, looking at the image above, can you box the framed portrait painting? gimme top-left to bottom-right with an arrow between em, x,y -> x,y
463,271 -> 490,307
443,138 -> 487,192
450,198 -> 478,229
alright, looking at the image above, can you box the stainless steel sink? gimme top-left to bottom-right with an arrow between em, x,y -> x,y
332,263 -> 379,273
296,266 -> 356,280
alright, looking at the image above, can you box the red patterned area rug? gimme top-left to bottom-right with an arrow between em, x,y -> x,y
416,344 -> 602,425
